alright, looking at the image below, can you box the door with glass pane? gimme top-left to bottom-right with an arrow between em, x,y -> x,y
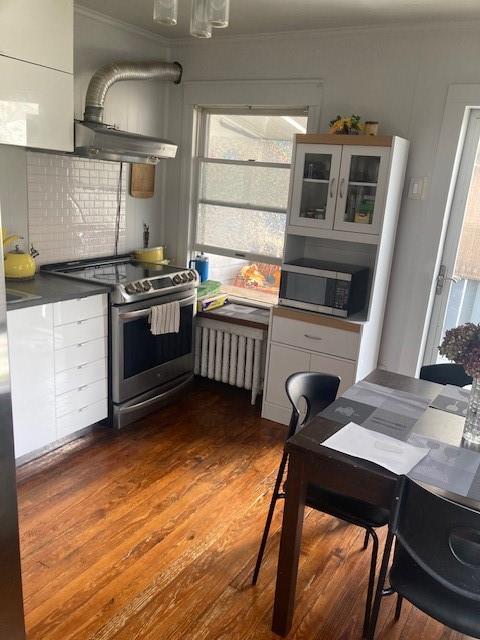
423,110 -> 480,365
289,144 -> 342,229
333,146 -> 390,234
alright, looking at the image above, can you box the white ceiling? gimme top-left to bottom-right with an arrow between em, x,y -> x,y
75,0 -> 480,40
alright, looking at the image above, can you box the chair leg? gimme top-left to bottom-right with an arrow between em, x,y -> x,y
363,528 -> 370,550
366,530 -> 395,640
394,594 -> 403,621
252,451 -> 289,585
362,528 -> 378,638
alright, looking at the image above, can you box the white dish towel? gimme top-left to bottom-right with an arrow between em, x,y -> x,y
148,301 -> 180,335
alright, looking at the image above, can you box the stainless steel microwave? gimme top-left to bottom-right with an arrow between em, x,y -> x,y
279,258 -> 369,317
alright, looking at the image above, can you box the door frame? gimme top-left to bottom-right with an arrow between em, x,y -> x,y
423,110 -> 480,365
417,85 -> 480,373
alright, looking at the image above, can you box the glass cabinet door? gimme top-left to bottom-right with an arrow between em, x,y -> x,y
333,146 -> 390,235
289,144 -> 342,229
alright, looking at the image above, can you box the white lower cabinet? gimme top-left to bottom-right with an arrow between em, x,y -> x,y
7,294 -> 108,459
310,354 -> 355,396
262,307 -> 360,425
7,305 -> 56,458
265,344 -> 310,409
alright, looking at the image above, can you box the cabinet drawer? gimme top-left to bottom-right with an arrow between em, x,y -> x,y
55,358 -> 107,396
56,378 -> 107,418
271,315 -> 359,361
55,337 -> 107,373
56,399 -> 108,439
54,294 -> 107,326
54,315 -> 107,350
310,353 -> 356,396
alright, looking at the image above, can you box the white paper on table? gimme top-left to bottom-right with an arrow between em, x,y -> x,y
322,422 -> 430,475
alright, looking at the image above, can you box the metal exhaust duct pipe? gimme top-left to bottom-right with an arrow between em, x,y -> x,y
84,61 -> 182,124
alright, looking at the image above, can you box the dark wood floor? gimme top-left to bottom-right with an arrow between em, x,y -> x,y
17,380 -> 469,640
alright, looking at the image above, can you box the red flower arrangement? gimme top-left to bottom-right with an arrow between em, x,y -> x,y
439,323 -> 480,378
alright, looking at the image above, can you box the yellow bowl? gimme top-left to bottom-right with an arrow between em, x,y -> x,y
133,246 -> 165,263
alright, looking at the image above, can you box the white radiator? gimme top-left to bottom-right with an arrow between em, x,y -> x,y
194,317 -> 267,405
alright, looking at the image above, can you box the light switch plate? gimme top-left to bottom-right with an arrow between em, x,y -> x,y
408,177 -> 428,200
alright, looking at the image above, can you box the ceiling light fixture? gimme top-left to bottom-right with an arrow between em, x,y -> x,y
153,0 -> 178,25
207,0 -> 230,28
153,0 -> 230,38
190,0 -> 212,39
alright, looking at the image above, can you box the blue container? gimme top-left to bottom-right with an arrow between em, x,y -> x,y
189,253 -> 209,282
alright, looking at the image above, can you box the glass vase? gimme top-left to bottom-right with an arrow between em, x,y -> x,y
463,378 -> 480,445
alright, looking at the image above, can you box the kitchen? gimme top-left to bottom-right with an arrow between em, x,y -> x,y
2,2 -> 480,639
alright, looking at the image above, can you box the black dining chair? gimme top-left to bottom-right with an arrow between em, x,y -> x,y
252,371 -> 390,637
368,476 -> 480,639
419,363 -> 472,387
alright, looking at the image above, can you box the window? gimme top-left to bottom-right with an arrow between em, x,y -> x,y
192,108 -> 308,304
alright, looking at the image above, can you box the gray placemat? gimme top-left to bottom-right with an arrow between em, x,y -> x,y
430,384 -> 471,417
321,381 -> 430,440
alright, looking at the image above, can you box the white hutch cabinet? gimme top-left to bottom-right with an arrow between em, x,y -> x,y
262,134 -> 409,424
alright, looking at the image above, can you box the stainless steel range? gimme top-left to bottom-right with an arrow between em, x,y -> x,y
42,255 -> 198,428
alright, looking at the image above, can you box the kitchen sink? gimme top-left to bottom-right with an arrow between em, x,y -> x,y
6,288 -> 41,304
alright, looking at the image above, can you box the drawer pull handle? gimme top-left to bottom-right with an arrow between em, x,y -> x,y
77,343 -> 85,348
78,384 -> 88,391
77,321 -> 84,325
304,334 -> 322,341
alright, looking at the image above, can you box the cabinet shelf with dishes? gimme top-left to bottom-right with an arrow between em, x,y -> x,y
262,134 -> 410,424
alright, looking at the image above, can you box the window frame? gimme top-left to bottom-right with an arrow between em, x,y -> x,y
191,106 -> 309,267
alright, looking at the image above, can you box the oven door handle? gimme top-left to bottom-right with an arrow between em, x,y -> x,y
118,295 -> 196,320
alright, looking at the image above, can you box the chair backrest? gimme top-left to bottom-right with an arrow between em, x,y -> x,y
285,371 -> 340,439
392,477 -> 480,601
419,363 -> 473,387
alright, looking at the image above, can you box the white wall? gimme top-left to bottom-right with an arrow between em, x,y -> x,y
0,7 -> 179,257
165,21 -> 480,376
74,8 -> 179,251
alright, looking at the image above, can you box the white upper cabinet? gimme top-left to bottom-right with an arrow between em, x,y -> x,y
0,0 -> 73,152
289,140 -> 391,236
290,144 -> 342,229
0,56 -> 74,151
0,0 -> 73,73
333,146 -> 390,235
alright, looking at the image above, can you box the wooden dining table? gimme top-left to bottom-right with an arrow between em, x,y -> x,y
271,368 -> 479,637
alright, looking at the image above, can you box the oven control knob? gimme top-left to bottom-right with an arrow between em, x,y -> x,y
142,281 -> 152,291
172,274 -> 182,285
125,283 -> 136,295
187,271 -> 195,281
181,272 -> 189,283
134,282 -> 144,293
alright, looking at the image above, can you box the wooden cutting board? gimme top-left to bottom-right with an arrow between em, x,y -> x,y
130,163 -> 155,198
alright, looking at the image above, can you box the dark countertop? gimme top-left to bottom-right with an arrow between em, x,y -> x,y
6,273 -> 111,311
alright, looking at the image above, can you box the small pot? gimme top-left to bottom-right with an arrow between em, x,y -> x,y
133,246 -> 165,263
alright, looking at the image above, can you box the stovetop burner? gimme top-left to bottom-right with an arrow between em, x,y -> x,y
41,254 -> 199,304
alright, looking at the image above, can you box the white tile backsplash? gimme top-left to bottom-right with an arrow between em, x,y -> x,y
27,152 -> 126,264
